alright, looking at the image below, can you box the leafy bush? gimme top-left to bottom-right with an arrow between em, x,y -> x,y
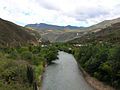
73,43 -> 120,89
0,45 -> 59,89
21,51 -> 33,61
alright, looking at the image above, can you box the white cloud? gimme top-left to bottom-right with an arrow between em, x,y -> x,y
0,0 -> 120,26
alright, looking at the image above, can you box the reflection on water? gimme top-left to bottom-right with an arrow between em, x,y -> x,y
42,51 -> 94,90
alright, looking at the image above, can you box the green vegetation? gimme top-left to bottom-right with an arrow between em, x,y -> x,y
54,42 -> 120,89
0,45 -> 58,90
65,22 -> 120,89
0,17 -> 120,90
71,43 -> 120,89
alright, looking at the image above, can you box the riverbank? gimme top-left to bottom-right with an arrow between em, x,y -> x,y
38,63 -> 48,90
77,64 -> 115,90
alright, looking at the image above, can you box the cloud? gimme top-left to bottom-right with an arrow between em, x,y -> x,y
64,6 -> 109,21
35,0 -> 60,11
0,0 -> 120,26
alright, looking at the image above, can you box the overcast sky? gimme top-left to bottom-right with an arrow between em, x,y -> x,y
0,0 -> 120,26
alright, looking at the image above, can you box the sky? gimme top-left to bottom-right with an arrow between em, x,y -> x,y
0,0 -> 120,27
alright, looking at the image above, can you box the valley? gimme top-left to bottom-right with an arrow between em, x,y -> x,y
0,17 -> 120,90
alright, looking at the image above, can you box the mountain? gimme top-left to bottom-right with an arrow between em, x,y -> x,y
25,23 -> 85,42
68,22 -> 120,44
53,31 -> 85,42
26,18 -> 120,31
66,17 -> 120,43
84,17 -> 120,31
25,17 -> 120,43
25,23 -> 84,30
0,18 -> 38,47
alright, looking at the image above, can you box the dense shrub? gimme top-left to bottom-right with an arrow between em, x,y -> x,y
0,45 -> 59,90
21,51 -> 33,61
73,43 -> 120,89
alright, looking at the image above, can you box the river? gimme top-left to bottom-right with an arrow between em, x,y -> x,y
42,51 -> 94,90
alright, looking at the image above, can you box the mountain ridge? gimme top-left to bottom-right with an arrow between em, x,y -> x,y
25,23 -> 85,30
1,17 -> 120,45
84,17 -> 120,31
68,22 -> 120,44
25,17 -> 120,42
